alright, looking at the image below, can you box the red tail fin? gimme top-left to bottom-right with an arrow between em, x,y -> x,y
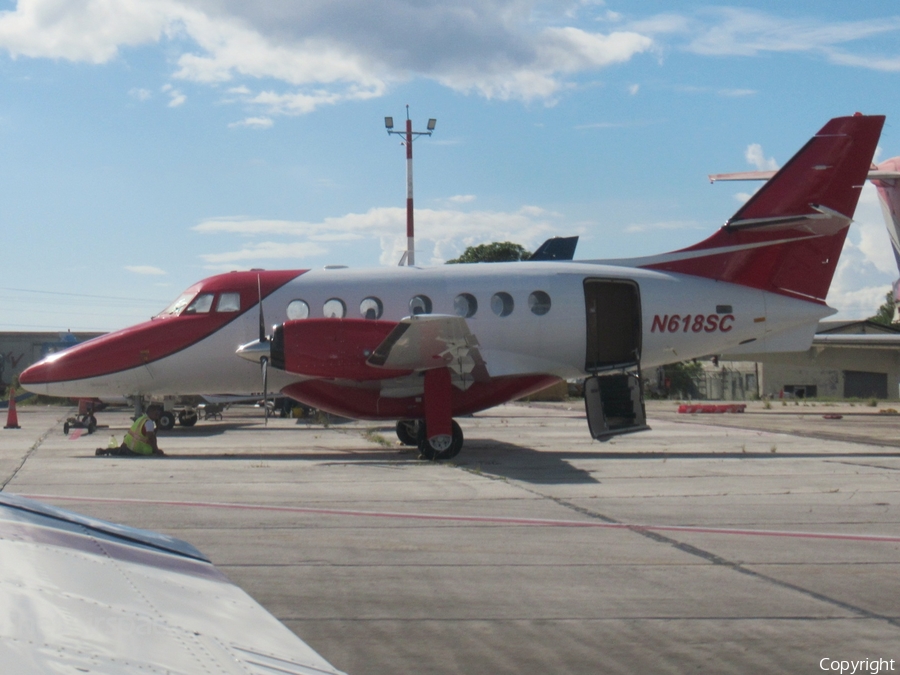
641,114 -> 885,303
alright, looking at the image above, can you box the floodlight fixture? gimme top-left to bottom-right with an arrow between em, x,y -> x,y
384,116 -> 394,130
427,118 -> 436,131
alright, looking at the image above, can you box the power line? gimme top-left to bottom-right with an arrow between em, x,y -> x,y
0,286 -> 168,304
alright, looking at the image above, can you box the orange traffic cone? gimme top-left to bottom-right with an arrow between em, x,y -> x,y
4,385 -> 21,429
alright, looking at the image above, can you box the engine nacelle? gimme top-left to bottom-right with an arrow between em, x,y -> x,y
272,318 -> 412,380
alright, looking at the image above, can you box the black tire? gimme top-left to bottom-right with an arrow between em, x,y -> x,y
396,420 -> 419,446
63,422 -> 70,435
157,410 -> 176,432
417,420 -> 463,461
179,410 -> 199,427
86,415 -> 97,434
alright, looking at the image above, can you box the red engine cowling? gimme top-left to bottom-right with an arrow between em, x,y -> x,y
272,319 -> 412,380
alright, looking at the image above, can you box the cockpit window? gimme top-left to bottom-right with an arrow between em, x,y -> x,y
156,292 -> 196,318
216,292 -> 241,313
184,293 -> 215,314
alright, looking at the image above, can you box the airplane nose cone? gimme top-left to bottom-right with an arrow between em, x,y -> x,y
19,358 -> 56,389
18,334 -> 124,394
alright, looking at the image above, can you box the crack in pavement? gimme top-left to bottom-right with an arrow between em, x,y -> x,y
510,482 -> 900,630
1,411 -> 71,491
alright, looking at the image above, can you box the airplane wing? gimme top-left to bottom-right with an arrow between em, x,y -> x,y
0,491 -> 346,675
367,314 -> 489,388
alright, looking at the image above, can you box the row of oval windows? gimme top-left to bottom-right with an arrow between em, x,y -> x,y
286,291 -> 552,321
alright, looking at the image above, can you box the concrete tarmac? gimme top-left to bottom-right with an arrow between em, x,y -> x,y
2,401 -> 899,674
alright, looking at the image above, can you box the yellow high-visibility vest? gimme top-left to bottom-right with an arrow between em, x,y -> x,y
123,415 -> 153,455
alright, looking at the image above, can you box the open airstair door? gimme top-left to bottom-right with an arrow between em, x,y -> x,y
583,279 -> 649,440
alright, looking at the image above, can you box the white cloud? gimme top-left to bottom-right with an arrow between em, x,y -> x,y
718,88 -> 755,97
228,116 -> 274,129
623,220 -> 703,234
631,8 -> 900,74
0,0 -> 654,114
161,83 -> 186,107
827,183 -> 898,318
745,143 -> 778,171
194,204 -> 569,267
854,183 -> 897,276
124,265 -> 166,275
201,241 -> 328,264
129,87 -> 152,101
0,0 -> 175,63
826,51 -> 900,72
628,83 -> 639,95
447,195 -> 476,204
683,8 -> 900,58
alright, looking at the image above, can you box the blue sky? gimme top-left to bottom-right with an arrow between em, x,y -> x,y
2,0 -> 900,331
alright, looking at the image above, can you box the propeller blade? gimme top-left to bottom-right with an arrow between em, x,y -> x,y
262,356 -> 269,426
257,274 -> 267,343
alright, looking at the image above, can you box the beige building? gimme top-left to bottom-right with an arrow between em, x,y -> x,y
696,320 -> 900,401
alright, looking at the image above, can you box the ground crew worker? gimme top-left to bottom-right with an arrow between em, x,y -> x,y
96,405 -> 166,457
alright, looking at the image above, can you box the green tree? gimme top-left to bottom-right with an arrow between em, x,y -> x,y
662,361 -> 703,398
446,242 -> 530,264
869,290 -> 896,326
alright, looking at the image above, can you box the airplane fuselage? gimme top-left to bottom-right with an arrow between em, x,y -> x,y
22,261 -> 832,409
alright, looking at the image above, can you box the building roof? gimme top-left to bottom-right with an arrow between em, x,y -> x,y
816,319 -> 900,335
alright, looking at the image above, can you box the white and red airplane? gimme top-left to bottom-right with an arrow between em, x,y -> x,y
20,114 -> 884,458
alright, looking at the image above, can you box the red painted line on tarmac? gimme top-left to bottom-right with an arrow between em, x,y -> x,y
19,493 -> 900,544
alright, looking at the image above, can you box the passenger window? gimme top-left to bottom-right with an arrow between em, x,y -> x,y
454,293 -> 477,318
409,295 -> 432,315
216,292 -> 241,313
491,292 -> 514,317
287,299 -> 310,320
184,293 -> 214,314
323,298 -> 346,318
528,291 -> 551,316
360,297 -> 383,320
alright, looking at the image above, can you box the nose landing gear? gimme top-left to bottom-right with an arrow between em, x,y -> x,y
395,419 -> 464,460
417,419 -> 463,461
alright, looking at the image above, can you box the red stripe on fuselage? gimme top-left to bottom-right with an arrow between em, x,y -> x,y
642,227 -> 848,303
20,270 -> 306,385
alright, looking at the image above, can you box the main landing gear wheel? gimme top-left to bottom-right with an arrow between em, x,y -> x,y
157,410 -> 176,432
178,410 -> 199,427
417,420 -> 463,461
396,420 -> 419,446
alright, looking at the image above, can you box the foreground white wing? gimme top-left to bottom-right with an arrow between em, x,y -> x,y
0,491 -> 346,675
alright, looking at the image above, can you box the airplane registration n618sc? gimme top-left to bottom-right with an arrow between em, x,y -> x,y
20,114 -> 885,459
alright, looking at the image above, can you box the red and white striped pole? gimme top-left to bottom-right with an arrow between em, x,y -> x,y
385,106 -> 436,267
405,116 -> 415,266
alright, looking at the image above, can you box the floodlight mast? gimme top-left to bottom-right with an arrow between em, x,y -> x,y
385,105 -> 436,266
